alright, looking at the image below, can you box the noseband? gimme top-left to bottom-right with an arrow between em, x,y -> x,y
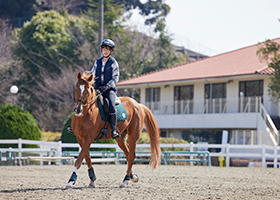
74,81 -> 100,107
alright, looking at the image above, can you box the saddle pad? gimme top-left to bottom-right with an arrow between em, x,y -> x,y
97,99 -> 128,122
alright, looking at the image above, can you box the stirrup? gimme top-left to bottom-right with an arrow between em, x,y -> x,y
67,127 -> 74,135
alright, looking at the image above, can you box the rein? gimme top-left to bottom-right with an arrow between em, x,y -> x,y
74,81 -> 101,107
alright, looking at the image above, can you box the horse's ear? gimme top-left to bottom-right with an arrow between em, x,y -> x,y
77,72 -> 82,80
87,74 -> 93,82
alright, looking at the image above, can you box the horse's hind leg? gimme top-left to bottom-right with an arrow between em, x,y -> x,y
85,151 -> 96,188
119,128 -> 142,188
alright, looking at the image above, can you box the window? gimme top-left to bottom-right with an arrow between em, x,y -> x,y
204,83 -> 227,113
205,83 -> 226,99
146,87 -> 160,102
174,85 -> 194,114
239,80 -> 263,112
174,85 -> 194,100
239,80 -> 263,97
145,87 -> 160,110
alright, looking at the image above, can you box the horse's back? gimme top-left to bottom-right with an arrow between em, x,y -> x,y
119,96 -> 144,118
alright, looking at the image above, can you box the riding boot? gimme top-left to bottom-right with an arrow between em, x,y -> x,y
109,113 -> 120,139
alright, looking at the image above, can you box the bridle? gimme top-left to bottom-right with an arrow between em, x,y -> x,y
74,81 -> 101,107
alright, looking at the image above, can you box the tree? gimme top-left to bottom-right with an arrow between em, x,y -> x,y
257,39 -> 280,101
11,10 -> 97,75
10,10 -> 98,131
0,18 -> 26,105
115,0 -> 170,29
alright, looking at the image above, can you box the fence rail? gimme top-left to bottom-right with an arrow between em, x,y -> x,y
1,139 -> 280,168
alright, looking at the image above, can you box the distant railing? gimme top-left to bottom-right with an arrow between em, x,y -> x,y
145,96 -> 262,115
260,104 -> 279,145
1,139 -> 280,168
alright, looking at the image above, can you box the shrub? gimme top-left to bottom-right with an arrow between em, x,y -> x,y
0,104 -> 41,148
61,113 -> 115,151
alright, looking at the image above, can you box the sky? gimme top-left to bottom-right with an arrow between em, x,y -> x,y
127,0 -> 280,56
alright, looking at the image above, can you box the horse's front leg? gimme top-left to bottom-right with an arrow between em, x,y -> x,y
66,136 -> 94,188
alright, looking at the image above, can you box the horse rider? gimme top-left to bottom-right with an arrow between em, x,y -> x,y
91,39 -> 121,139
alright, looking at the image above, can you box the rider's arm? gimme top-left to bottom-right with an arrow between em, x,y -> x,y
91,61 -> 98,89
107,60 -> 119,88
91,61 -> 97,74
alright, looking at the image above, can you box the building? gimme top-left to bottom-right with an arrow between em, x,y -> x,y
117,38 -> 280,146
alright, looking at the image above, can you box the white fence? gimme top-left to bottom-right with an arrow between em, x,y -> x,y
1,139 -> 280,168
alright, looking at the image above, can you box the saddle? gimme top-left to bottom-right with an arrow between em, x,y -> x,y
97,96 -> 127,122
95,96 -> 127,140
98,95 -> 120,118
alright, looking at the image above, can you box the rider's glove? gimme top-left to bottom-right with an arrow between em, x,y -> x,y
99,85 -> 109,93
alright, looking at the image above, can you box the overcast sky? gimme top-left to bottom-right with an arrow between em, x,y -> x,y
129,0 -> 280,56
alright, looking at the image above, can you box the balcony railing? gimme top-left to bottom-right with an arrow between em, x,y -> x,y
145,96 -> 262,115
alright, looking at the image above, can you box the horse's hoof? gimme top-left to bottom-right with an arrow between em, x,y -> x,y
131,174 -> 139,183
65,181 -> 74,189
88,180 -> 95,188
119,180 -> 130,188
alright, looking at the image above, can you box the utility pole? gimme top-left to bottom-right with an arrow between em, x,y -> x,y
98,0 -> 104,57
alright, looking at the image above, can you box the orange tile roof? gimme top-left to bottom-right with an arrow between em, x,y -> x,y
117,38 -> 280,86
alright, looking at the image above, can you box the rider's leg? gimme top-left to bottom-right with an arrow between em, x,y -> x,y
104,89 -> 120,139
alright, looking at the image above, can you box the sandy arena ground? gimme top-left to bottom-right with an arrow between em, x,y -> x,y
0,164 -> 280,200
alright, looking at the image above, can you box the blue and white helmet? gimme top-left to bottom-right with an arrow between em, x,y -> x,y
100,39 -> 115,51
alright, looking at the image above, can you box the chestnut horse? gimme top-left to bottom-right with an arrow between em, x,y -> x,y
66,71 -> 162,188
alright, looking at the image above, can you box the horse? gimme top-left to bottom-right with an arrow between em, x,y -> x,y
66,71 -> 162,188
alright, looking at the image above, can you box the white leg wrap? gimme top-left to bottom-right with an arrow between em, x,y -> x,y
119,180 -> 130,188
66,181 -> 75,188
88,180 -> 95,188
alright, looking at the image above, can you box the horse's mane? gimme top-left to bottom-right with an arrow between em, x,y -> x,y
81,71 -> 95,85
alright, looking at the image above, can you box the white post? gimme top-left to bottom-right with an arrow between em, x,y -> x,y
251,131 -> 254,145
274,145 -> 277,168
259,131 -> 262,145
262,144 -> 266,168
255,96 -> 258,112
221,130 -> 228,153
8,147 -> 12,165
40,145 -> 43,166
226,144 -> 230,167
57,141 -> 62,157
212,99 -> 215,113
243,130 -> 246,145
190,142 -> 193,166
18,138 -> 22,166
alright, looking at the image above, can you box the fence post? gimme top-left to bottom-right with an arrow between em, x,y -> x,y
274,145 -> 277,168
226,144 -> 230,167
190,142 -> 193,166
262,144 -> 266,168
18,138 -> 22,166
57,141 -> 62,157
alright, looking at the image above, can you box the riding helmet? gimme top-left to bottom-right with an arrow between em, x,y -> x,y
100,39 -> 115,51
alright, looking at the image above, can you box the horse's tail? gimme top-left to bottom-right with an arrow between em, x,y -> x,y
141,104 -> 162,170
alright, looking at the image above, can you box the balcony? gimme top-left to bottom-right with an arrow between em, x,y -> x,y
145,96 -> 262,115
145,96 -> 279,145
